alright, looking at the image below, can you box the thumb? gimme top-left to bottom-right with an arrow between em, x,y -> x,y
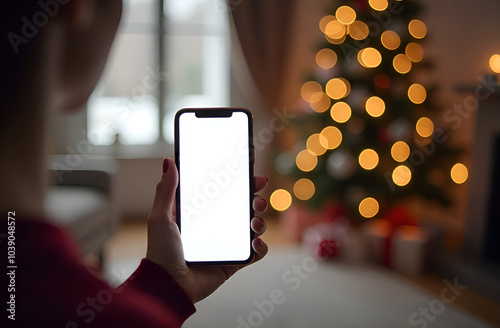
149,158 -> 178,222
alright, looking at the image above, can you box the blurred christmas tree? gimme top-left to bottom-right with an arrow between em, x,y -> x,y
271,0 -> 467,220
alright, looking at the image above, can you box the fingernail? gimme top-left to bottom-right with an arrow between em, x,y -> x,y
261,198 -> 267,208
163,157 -> 169,173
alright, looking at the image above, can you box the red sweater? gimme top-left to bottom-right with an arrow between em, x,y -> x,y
1,219 -> 195,327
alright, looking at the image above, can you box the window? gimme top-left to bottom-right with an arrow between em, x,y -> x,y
87,0 -> 230,149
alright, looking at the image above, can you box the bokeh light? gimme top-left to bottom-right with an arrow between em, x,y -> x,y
339,77 -> 352,96
398,226 -> 425,241
358,149 -> 379,170
307,133 -> 328,156
416,136 -> 432,146
392,165 -> 412,186
416,117 -> 434,138
374,73 -> 391,89
393,54 -> 412,74
320,126 -> 343,149
451,163 -> 468,184
391,141 -> 410,162
359,197 -> 379,218
326,78 -> 349,99
348,21 -> 369,40
365,96 -> 386,117
368,0 -> 388,11
270,189 -> 292,211
405,43 -> 424,62
408,83 -> 427,104
316,48 -> 338,69
325,20 -> 346,39
326,34 -> 346,45
294,178 -> 315,200
336,6 -> 356,25
358,47 -> 382,68
301,81 -> 323,102
381,31 -> 401,50
319,15 -> 336,33
490,54 -> 500,73
330,102 -> 352,123
296,149 -> 318,172
408,19 -> 427,39
310,92 -> 332,113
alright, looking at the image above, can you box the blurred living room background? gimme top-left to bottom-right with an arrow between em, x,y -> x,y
46,0 -> 500,327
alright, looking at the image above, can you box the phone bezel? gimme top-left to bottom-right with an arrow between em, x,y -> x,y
174,107 -> 255,265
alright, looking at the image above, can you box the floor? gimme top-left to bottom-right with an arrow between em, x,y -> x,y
103,218 -> 500,327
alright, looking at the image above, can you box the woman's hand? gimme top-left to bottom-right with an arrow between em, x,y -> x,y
146,158 -> 268,303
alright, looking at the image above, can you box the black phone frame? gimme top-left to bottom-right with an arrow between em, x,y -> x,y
174,107 -> 255,265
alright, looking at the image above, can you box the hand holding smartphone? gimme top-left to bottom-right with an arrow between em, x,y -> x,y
174,108 -> 255,264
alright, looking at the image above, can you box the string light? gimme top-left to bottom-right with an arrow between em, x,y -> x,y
307,133 -> 328,156
339,77 -> 352,96
408,83 -> 427,104
358,47 -> 382,68
416,136 -> 432,146
359,197 -> 379,218
326,78 -> 348,99
391,141 -> 410,162
319,15 -> 336,33
316,48 -> 338,69
325,20 -> 346,39
358,149 -> 379,170
451,163 -> 468,184
369,0 -> 388,11
365,96 -> 385,117
335,6 -> 356,25
310,92 -> 331,113
326,34 -> 346,45
348,21 -> 369,40
392,165 -> 412,186
301,81 -> 322,102
416,117 -> 434,138
393,54 -> 412,74
381,31 -> 401,50
294,178 -> 315,200
405,43 -> 424,62
320,126 -> 342,149
490,54 -> 500,73
296,150 -> 318,172
330,102 -> 352,123
408,19 -> 427,39
270,189 -> 292,211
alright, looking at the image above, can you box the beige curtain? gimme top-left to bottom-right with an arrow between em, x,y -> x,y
230,0 -> 296,110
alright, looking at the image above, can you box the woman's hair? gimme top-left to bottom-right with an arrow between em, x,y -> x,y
1,1 -> 46,107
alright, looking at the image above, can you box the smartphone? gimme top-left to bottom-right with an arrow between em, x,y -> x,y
174,108 -> 255,264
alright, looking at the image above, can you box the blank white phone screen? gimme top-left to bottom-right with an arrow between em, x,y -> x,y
178,111 -> 251,262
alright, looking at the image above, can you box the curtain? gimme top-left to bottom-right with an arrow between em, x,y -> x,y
229,0 -> 296,110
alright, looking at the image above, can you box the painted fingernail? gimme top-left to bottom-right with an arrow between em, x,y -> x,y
163,157 -> 169,173
261,198 -> 267,208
